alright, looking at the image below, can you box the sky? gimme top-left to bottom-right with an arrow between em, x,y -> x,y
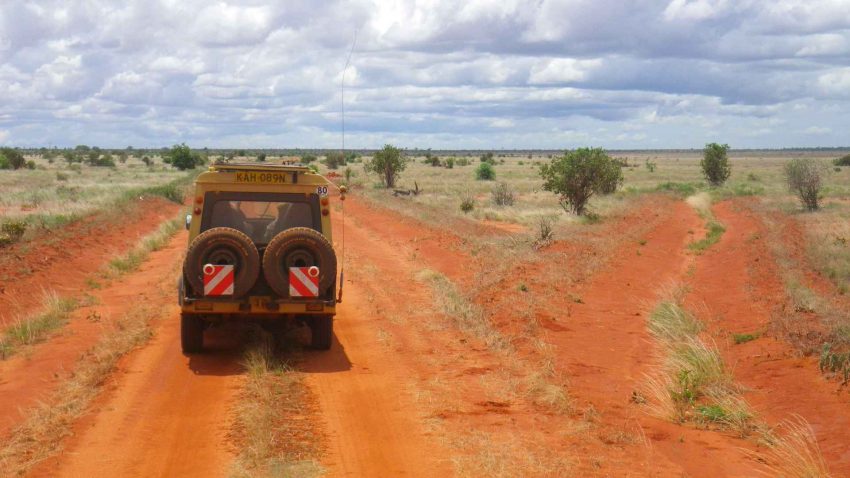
0,0 -> 849,149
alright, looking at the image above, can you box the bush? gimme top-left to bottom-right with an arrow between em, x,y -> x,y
456,157 -> 471,167
701,143 -> 731,186
300,154 -> 317,164
533,216 -> 555,248
141,156 -> 153,167
491,182 -> 515,206
0,153 -> 9,170
69,164 -> 82,174
0,220 -> 27,246
834,154 -> 850,167
56,172 -> 69,181
475,162 -> 496,181
785,158 -> 826,211
480,152 -> 495,164
344,166 -> 354,183
257,153 -> 267,162
165,143 -> 200,170
539,147 -> 623,215
364,144 -> 407,188
460,195 -> 475,213
324,152 -> 345,170
445,157 -> 455,169
0,147 -> 25,170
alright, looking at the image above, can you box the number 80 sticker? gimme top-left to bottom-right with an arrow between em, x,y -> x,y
316,186 -> 328,196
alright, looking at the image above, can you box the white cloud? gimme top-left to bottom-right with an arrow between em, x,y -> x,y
0,0 -> 849,148
804,126 -> 832,135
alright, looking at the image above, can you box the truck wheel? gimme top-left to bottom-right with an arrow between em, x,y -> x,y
263,227 -> 337,298
183,227 -> 260,298
309,315 -> 333,350
181,313 -> 204,353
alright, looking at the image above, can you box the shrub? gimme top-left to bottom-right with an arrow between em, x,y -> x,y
480,152 -> 495,164
533,216 -> 555,248
785,158 -> 826,211
539,147 -> 623,215
324,152 -> 345,170
257,153 -> 267,162
701,143 -> 731,186
364,144 -> 407,188
165,143 -> 199,170
69,164 -> 82,174
141,156 -> 153,167
62,151 -> 77,164
344,166 -> 354,183
0,220 -> 27,246
0,153 -> 9,170
424,153 -> 440,167
475,162 -> 496,181
444,157 -> 455,169
300,154 -> 317,164
491,182 -> 515,206
460,195 -> 475,213
0,147 -> 25,170
645,158 -> 657,173
456,157 -> 471,166
56,172 -> 69,181
834,154 -> 850,167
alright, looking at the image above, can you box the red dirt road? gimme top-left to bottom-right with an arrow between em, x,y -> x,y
687,200 -> 850,474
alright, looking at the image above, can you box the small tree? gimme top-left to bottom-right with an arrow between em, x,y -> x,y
539,147 -> 623,216
480,152 -> 495,164
256,153 -> 267,162
0,148 -> 25,170
475,162 -> 496,180
834,154 -> 850,167
324,152 -> 345,170
365,144 -> 407,188
300,154 -> 317,164
701,143 -> 731,186
785,158 -> 825,211
167,143 -> 198,170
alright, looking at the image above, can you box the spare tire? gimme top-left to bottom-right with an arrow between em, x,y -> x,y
184,227 -> 260,298
263,227 -> 337,298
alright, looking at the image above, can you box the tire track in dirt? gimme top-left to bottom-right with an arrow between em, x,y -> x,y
27,231 -> 241,477
686,200 -> 850,474
531,201 -> 766,476
299,202 -> 454,477
0,230 -> 187,439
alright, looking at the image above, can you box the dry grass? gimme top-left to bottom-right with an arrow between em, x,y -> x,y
0,155 -> 191,238
229,329 -> 324,478
103,213 -> 184,277
0,291 -> 78,358
416,268 -> 509,351
0,299 -> 163,475
642,296 -> 753,433
757,416 -> 832,478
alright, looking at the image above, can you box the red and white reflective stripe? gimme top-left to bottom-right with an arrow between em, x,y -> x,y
289,266 -> 319,297
203,264 -> 234,296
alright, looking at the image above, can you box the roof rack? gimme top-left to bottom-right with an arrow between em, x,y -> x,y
210,162 -> 309,173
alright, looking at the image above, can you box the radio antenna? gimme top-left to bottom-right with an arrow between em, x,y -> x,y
337,29 -> 357,304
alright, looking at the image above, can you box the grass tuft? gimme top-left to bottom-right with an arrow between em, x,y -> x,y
0,291 -> 78,359
104,215 -> 182,278
229,328 -> 324,478
758,416 -> 832,478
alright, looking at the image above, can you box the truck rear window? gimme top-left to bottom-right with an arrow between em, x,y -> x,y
201,192 -> 320,244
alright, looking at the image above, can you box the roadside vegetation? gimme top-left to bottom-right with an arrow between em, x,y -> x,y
230,329 -> 324,478
0,295 -> 168,475
0,152 -> 193,247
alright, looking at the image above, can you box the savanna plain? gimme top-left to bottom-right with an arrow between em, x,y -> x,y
1,147 -> 849,477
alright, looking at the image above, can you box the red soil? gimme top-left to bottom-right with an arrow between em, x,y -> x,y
686,200 -> 850,474
0,197 -> 182,324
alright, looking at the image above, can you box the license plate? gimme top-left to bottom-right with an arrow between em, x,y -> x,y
249,296 -> 272,308
235,172 -> 287,184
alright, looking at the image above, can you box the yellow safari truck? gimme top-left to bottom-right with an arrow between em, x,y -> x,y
179,163 -> 339,353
